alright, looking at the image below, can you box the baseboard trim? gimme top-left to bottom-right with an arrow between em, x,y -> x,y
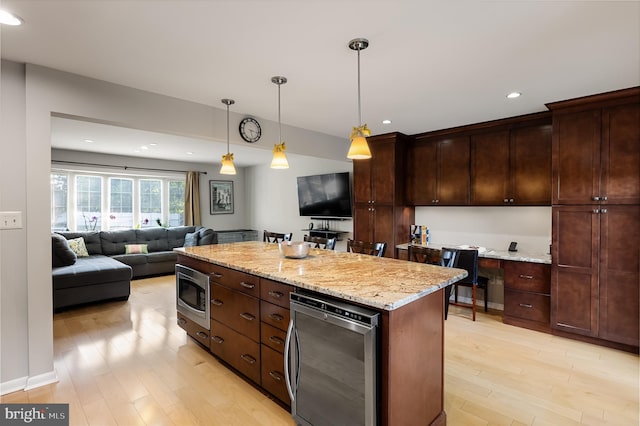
1,369 -> 58,395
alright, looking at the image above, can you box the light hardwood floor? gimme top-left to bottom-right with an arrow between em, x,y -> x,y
2,275 -> 638,425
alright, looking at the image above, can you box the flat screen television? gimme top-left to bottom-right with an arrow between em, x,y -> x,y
296,172 -> 352,218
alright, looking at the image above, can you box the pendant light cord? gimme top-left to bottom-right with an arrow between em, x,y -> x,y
278,83 -> 282,143
357,47 -> 362,127
226,103 -> 230,153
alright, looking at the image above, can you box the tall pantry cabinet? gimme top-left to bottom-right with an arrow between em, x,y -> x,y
547,88 -> 640,349
353,132 -> 414,258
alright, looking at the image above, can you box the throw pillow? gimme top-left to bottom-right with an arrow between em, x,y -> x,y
125,244 -> 149,254
67,237 -> 90,257
52,233 -> 77,267
184,232 -> 199,247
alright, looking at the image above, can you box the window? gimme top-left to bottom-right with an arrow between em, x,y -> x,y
51,174 -> 68,231
76,175 -> 102,231
51,170 -> 186,231
109,178 -> 133,229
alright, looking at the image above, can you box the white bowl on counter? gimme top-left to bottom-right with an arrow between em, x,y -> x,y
279,241 -> 310,259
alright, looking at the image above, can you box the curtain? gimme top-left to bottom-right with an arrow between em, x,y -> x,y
184,171 -> 201,226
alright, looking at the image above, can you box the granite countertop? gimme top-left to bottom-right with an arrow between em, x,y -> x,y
175,241 -> 467,311
396,242 -> 551,264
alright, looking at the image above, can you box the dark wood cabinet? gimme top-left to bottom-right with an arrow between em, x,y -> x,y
552,205 -> 639,347
503,261 -> 551,332
549,90 -> 640,205
471,121 -> 552,205
353,132 -> 414,258
406,135 -> 470,205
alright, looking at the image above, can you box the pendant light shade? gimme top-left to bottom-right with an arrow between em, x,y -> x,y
271,76 -> 289,169
347,38 -> 372,160
220,98 -> 237,175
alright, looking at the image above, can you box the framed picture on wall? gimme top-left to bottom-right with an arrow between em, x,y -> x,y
210,180 -> 234,214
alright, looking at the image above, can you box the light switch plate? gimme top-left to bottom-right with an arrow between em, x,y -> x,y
0,211 -> 23,229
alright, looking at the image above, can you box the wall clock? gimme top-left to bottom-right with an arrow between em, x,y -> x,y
239,117 -> 262,143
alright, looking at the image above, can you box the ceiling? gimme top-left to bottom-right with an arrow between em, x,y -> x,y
2,1 -> 639,166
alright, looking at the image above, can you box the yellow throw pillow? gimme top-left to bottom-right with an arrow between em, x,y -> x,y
125,244 -> 148,254
67,237 -> 90,257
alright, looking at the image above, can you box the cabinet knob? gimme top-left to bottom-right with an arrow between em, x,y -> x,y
240,354 -> 256,364
211,335 -> 224,344
239,312 -> 255,321
504,198 -> 509,203
601,208 -> 607,214
240,281 -> 255,289
196,331 -> 208,339
269,371 -> 284,382
177,317 -> 187,326
269,313 -> 284,322
269,335 -> 285,346
592,196 -> 600,201
518,303 -> 533,309
601,196 -> 608,201
268,290 -> 284,298
593,209 -> 600,214
518,274 -> 534,280
211,299 -> 224,306
509,198 -> 514,203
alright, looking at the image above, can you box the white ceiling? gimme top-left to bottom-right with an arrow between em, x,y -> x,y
2,1 -> 639,166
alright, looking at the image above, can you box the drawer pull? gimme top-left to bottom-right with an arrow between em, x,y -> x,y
518,275 -> 534,280
269,313 -> 284,322
177,317 -> 187,326
269,335 -> 284,346
240,281 -> 255,289
240,354 -> 256,364
240,312 -> 256,321
211,336 -> 224,344
268,290 -> 284,298
211,272 -> 223,278
196,331 -> 208,339
211,299 -> 224,306
269,371 -> 284,382
519,303 -> 533,309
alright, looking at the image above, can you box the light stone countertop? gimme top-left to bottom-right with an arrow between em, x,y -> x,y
396,242 -> 552,265
175,241 -> 468,311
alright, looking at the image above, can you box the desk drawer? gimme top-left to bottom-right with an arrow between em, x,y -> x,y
261,322 -> 287,353
177,312 -> 209,347
260,278 -> 293,308
209,266 -> 260,297
504,261 -> 550,294
210,319 -> 260,384
210,283 -> 259,341
261,300 -> 290,331
504,289 -> 550,324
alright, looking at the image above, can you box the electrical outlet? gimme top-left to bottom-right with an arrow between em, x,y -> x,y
0,211 -> 23,229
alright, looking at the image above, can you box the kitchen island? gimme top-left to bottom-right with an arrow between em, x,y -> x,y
175,241 -> 467,425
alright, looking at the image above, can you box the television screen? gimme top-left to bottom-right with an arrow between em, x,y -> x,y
296,172 -> 352,218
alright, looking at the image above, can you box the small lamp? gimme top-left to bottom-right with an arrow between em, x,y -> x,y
220,99 -> 237,175
271,76 -> 290,169
347,38 -> 372,160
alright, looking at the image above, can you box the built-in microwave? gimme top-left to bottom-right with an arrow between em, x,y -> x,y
176,264 -> 210,330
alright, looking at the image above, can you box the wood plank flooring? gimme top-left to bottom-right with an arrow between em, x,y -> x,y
2,275 -> 638,425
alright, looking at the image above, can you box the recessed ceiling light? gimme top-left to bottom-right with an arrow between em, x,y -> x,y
141,146 -> 149,150
83,139 -> 94,143
506,92 -> 522,99
0,10 -> 23,26
149,143 -> 158,146
186,152 -> 193,155
382,119 -> 392,124
133,150 -> 140,153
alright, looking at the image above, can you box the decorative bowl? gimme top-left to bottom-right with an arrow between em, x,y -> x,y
279,241 -> 310,259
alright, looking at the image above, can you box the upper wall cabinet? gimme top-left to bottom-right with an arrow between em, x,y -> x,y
406,135 -> 470,206
471,116 -> 552,206
547,88 -> 640,205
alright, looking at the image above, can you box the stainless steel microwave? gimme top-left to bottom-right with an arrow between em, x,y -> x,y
176,264 -> 210,330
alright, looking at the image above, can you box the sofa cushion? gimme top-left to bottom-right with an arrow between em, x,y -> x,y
68,237 -> 90,257
167,226 -> 197,248
100,229 -> 137,255
135,228 -> 169,252
146,251 -> 177,264
52,233 -> 77,267
184,232 -> 199,247
52,255 -> 132,290
198,227 -> 215,245
111,254 -> 149,266
56,231 -> 102,255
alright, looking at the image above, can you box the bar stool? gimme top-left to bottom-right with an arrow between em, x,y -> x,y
263,230 -> 293,243
346,239 -> 387,257
303,235 -> 337,250
450,249 -> 489,321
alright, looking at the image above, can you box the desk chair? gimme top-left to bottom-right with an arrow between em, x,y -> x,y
450,249 -> 489,321
439,247 -> 458,320
303,235 -> 337,250
263,230 -> 293,243
346,239 -> 387,257
407,245 -> 440,265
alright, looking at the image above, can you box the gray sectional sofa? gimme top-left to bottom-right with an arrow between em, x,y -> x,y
52,226 -> 215,311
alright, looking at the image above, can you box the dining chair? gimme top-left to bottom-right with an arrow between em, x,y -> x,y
449,248 -> 489,321
263,230 -> 293,243
303,235 -> 337,250
439,247 -> 459,320
346,239 -> 387,257
407,244 -> 440,265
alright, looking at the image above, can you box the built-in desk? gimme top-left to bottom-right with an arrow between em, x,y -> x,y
300,229 -> 349,240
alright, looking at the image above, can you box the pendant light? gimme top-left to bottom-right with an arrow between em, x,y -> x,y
347,38 -> 372,160
271,76 -> 289,169
220,98 -> 237,175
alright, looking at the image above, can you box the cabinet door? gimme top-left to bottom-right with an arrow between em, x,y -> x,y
353,203 -> 374,242
353,156 -> 372,204
511,124 -> 552,205
552,110 -> 601,204
406,139 -> 437,205
436,136 -> 470,205
598,205 -> 640,346
372,205 -> 395,258
551,206 -> 599,337
370,141 -> 396,204
601,103 -> 640,205
471,131 -> 510,205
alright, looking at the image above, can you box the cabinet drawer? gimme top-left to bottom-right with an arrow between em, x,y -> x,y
504,289 -> 550,324
261,322 -> 287,354
504,261 -> 550,294
260,278 -> 293,308
177,312 -> 209,347
210,319 -> 261,384
261,344 -> 290,405
210,283 -> 259,341
211,266 -> 260,297
260,300 -> 290,331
